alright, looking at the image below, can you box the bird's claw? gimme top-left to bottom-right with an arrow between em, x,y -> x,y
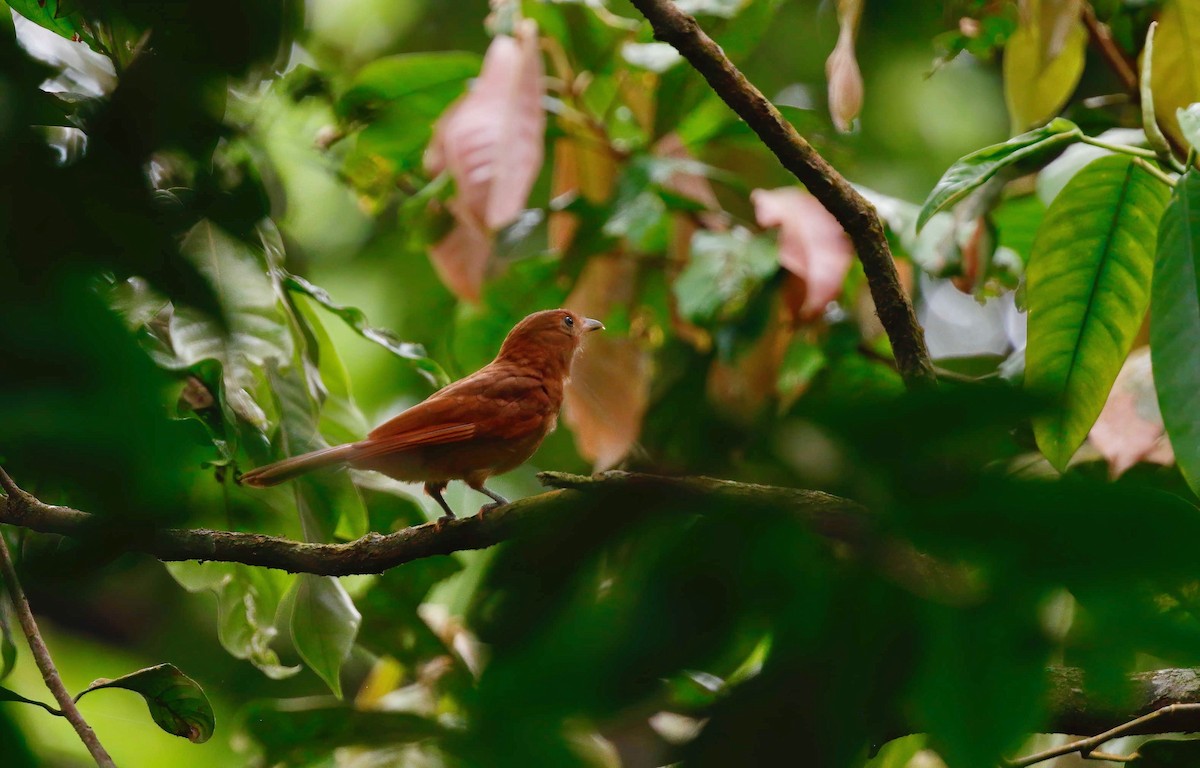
477,502 -> 501,520
433,513 -> 456,533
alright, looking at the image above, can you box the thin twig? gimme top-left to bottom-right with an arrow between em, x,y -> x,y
1081,3 -> 1137,94
626,0 -> 936,389
1007,702 -> 1200,767
0,528 -> 115,766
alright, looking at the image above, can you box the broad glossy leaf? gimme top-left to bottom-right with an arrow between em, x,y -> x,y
74,664 -> 214,743
284,273 -> 449,388
290,575 -> 361,699
1152,171 -> 1200,494
1027,155 -> 1170,470
1152,0 -> 1200,146
238,700 -> 442,765
1003,2 -> 1086,131
917,119 -> 1081,232
674,229 -> 778,323
7,0 -> 94,47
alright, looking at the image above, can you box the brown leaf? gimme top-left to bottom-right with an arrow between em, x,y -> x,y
707,309 -> 793,421
429,200 -> 491,303
1088,347 -> 1174,478
751,187 -> 854,322
825,0 -> 864,132
563,257 -> 649,471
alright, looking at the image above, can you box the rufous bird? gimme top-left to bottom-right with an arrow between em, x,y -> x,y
239,309 -> 604,522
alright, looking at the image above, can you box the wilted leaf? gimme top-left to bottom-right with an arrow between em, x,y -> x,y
1151,171 -> 1200,495
1088,348 -> 1174,477
564,257 -> 650,470
1152,0 -> 1200,147
1140,22 -> 1175,161
291,574 -> 361,699
674,229 -> 778,324
918,119 -> 1081,231
751,188 -> 853,320
1003,0 -> 1086,131
75,664 -> 215,743
825,0 -> 864,132
1027,155 -> 1169,470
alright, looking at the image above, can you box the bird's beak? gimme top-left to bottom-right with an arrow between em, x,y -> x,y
582,317 -> 605,333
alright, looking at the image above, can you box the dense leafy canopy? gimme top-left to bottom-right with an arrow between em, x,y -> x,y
4,1 -> 1200,767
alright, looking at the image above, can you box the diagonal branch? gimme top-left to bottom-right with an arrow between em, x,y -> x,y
625,0 -> 935,388
0,484 -> 115,765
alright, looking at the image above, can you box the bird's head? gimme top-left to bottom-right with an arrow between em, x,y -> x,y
497,309 -> 604,372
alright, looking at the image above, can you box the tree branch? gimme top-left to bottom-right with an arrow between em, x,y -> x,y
625,0 -> 935,388
1081,3 -> 1137,95
0,479 -> 115,766
10,467 -> 1200,745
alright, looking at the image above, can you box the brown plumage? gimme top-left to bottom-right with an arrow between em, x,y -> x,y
239,309 -> 604,521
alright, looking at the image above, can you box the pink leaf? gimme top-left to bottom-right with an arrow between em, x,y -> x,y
1088,348 -> 1174,478
426,19 -> 546,231
751,188 -> 853,321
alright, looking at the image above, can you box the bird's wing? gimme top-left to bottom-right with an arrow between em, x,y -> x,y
356,367 -> 552,460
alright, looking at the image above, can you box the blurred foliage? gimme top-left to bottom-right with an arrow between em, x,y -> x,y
4,0 -> 1200,766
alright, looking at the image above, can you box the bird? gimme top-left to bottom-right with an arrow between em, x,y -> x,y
239,309 -> 604,524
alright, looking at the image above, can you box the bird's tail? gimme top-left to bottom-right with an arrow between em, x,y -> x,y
238,443 -> 357,488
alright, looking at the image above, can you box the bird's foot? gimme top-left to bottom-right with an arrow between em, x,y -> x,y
433,513 -> 456,533
477,502 -> 502,520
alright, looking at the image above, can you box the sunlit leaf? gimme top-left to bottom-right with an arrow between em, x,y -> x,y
917,119 -> 1081,232
1179,103 -> 1200,152
1152,171 -> 1200,495
7,0 -> 95,48
1002,0 -> 1086,131
337,52 -> 482,122
1027,155 -> 1170,470
1152,0 -> 1200,147
74,664 -> 214,743
290,575 -> 361,699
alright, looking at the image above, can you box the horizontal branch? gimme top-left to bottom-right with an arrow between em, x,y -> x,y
5,468 -> 1200,741
0,470 -> 865,577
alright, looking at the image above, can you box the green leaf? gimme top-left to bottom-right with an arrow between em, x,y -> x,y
336,52 -> 481,122
1152,0 -> 1200,147
283,273 -> 448,388
0,686 -> 58,715
74,664 -> 214,743
1027,155 -> 1170,470
290,575 -> 361,699
238,700 -> 442,766
1152,171 -> 1200,495
7,0 -> 94,47
166,562 -> 300,680
674,228 -> 778,324
917,119 -> 1081,232
1131,738 -> 1200,767
1002,3 -> 1086,132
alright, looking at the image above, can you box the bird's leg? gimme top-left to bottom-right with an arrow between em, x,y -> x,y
469,480 -> 509,519
425,482 -> 455,532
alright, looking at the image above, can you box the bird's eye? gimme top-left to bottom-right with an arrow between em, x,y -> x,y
563,315 -> 574,328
